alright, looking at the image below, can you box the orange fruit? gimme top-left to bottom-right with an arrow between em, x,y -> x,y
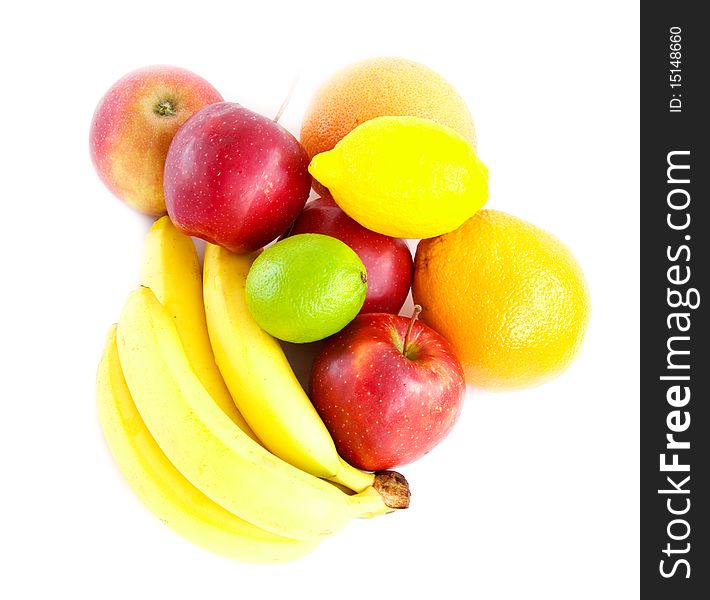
300,57 -> 476,165
412,210 -> 590,390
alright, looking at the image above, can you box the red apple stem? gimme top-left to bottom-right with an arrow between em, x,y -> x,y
273,73 -> 300,123
402,305 -> 422,356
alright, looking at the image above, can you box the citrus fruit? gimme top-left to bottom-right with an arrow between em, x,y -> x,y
245,234 -> 367,343
300,57 -> 476,164
412,210 -> 591,390
308,116 -> 488,239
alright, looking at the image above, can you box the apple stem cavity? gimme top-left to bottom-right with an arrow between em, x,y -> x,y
402,305 -> 422,357
154,100 -> 176,117
273,73 -> 299,123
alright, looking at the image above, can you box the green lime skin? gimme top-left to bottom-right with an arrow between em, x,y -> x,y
245,234 -> 368,343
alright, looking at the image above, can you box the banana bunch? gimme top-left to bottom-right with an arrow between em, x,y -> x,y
96,217 -> 410,563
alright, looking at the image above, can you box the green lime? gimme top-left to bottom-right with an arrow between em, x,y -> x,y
245,234 -> 368,343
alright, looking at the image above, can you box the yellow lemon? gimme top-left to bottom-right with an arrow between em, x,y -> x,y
308,116 -> 488,239
413,210 -> 591,390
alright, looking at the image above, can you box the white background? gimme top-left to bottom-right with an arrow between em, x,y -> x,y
0,1 -> 639,598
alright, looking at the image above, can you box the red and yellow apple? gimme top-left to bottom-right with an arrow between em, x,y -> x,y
89,65 -> 222,215
309,309 -> 466,470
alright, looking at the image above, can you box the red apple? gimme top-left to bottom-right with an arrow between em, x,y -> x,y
288,197 -> 413,314
309,308 -> 465,470
90,65 -> 222,215
164,102 -> 311,252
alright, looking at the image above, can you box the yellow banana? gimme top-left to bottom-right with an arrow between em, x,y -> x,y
203,243 -> 374,492
116,288 -> 404,541
139,217 -> 258,442
96,325 -> 317,562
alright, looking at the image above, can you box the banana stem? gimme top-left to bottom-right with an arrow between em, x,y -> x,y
348,487 -> 395,519
348,471 -> 411,517
326,456 -> 376,493
373,470 -> 411,509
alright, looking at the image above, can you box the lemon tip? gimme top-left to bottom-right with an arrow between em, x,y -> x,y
308,149 -> 340,187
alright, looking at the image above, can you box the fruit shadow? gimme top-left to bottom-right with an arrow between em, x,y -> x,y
279,339 -> 327,393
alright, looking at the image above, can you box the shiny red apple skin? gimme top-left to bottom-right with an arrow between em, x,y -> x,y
288,197 -> 413,314
90,65 -> 222,216
309,312 -> 466,470
164,102 -> 311,252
